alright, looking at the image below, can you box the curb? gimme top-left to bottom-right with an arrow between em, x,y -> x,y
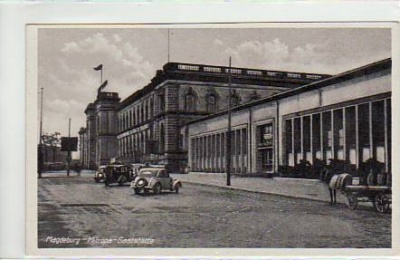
181,179 -> 346,205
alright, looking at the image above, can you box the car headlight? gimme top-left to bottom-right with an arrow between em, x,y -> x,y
98,173 -> 103,177
138,180 -> 144,186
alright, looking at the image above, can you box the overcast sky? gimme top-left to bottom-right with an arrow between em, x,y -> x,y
38,27 -> 391,149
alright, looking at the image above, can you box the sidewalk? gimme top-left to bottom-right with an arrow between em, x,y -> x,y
171,172 -> 350,204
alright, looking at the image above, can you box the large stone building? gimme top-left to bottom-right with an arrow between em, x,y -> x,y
80,92 -> 120,169
116,62 -> 330,172
78,127 -> 87,167
184,58 -> 391,175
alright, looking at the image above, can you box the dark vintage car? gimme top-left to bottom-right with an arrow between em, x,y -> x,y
104,164 -> 133,186
130,167 -> 182,195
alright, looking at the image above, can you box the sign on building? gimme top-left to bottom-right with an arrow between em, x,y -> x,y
61,137 -> 78,151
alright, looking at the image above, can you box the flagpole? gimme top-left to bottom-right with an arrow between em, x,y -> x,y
167,28 -> 170,63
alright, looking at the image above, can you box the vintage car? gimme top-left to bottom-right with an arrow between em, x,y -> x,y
130,163 -> 146,177
94,165 -> 106,183
130,167 -> 182,194
104,164 -> 133,186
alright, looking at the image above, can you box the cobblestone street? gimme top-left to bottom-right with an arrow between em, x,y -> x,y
38,174 -> 391,248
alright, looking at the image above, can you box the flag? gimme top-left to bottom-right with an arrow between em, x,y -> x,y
93,64 -> 103,71
97,80 -> 108,93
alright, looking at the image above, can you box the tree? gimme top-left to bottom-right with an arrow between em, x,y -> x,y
41,132 -> 61,162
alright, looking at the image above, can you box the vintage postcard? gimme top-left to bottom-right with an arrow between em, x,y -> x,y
26,23 -> 399,257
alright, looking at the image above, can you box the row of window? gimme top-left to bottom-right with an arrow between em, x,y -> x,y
190,128 -> 248,173
184,89 -> 260,113
118,89 -> 262,132
119,97 -> 154,132
119,129 -> 152,158
284,98 -> 391,171
118,123 -> 166,161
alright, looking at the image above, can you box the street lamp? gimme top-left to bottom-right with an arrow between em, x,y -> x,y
226,57 -> 232,186
38,87 -> 44,178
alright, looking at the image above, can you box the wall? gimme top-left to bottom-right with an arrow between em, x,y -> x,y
187,67 -> 391,175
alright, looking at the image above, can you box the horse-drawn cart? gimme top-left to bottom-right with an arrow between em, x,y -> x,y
345,185 -> 391,213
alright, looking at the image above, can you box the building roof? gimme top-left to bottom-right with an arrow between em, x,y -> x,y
84,103 -> 94,114
117,62 -> 331,111
185,58 -> 392,125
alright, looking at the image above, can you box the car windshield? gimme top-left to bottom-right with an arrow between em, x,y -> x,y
139,170 -> 157,177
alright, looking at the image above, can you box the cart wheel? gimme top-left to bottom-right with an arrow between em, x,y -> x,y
346,192 -> 358,210
374,193 -> 390,213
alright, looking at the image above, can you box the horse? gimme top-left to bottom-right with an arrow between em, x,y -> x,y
322,159 -> 353,205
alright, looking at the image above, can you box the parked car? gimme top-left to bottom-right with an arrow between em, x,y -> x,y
130,167 -> 182,195
104,163 -> 133,186
94,165 -> 106,183
130,163 -> 146,177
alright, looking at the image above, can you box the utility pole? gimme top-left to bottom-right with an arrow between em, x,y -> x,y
66,118 -> 71,176
226,57 -> 232,186
38,87 -> 44,178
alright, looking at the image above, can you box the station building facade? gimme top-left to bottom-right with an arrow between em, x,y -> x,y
184,59 -> 392,175
80,92 -> 120,169
116,62 -> 329,172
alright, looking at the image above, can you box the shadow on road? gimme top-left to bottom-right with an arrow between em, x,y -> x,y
132,191 -> 179,197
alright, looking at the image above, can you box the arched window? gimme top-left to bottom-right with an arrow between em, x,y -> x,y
145,100 -> 149,120
230,91 -> 240,107
248,90 -> 261,101
129,110 -> 132,128
160,123 -> 165,154
97,115 -> 100,134
159,94 -> 165,113
136,107 -> 139,125
125,113 -> 128,129
150,97 -> 154,117
133,108 -> 136,126
185,88 -> 196,112
141,104 -> 145,123
206,94 -> 217,113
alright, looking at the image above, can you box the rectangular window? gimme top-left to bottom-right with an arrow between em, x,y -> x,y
333,109 -> 344,159
294,118 -> 301,163
372,100 -> 385,162
285,119 -> 293,165
345,106 -> 356,165
242,128 -> 247,155
312,113 -> 321,160
358,103 -> 370,162
259,123 -> 273,147
303,116 -> 311,155
322,111 -> 332,162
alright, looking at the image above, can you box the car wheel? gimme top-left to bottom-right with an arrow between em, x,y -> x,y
104,179 -> 109,187
134,188 -> 141,195
95,178 -> 99,183
119,176 -> 126,186
153,183 -> 162,194
174,186 -> 180,194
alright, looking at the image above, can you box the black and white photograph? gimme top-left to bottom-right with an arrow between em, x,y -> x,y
27,24 -> 394,253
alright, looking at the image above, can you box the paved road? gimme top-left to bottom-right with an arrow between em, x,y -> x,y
38,175 -> 391,248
